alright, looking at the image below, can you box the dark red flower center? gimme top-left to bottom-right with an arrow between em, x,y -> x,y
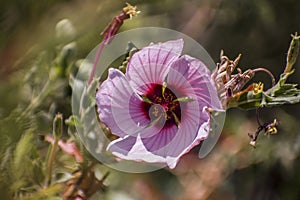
142,84 -> 183,127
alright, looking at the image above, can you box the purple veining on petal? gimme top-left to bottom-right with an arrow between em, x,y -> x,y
141,124 -> 178,152
142,99 -> 204,159
96,69 -> 126,137
168,55 -> 223,111
96,68 -> 149,137
129,94 -> 150,127
166,101 -> 209,158
126,39 -> 184,94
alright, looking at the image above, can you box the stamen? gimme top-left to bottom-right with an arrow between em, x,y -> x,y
162,81 -> 167,98
253,82 -> 264,94
173,96 -> 195,102
265,119 -> 278,135
123,3 -> 141,19
152,105 -> 160,117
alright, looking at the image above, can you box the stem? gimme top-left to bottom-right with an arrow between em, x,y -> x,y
87,41 -> 105,85
256,107 -> 262,126
46,114 -> 63,186
87,4 -> 140,85
46,137 -> 58,186
252,68 -> 276,87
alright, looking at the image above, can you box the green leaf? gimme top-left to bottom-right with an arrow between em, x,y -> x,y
10,132 -> 35,192
229,79 -> 300,109
119,42 -> 138,73
227,91 -> 262,109
65,115 -> 83,127
267,70 -> 295,95
22,184 -> 63,200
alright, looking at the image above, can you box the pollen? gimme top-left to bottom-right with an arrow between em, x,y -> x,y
152,105 -> 160,117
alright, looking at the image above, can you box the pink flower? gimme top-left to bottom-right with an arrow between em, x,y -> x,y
45,135 -> 83,163
96,39 -> 223,168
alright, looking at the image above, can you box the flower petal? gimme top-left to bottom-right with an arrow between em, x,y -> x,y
126,39 -> 184,94
107,136 -> 137,155
109,135 -> 168,166
144,99 -> 208,167
107,101 -> 209,169
164,102 -> 210,168
167,55 -> 223,111
96,68 -> 150,137
141,124 -> 178,152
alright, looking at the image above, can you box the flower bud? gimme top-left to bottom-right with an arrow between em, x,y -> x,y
285,32 -> 300,73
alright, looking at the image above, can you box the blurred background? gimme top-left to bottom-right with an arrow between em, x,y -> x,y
1,0 -> 300,199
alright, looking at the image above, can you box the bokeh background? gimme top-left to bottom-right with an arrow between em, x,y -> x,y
1,0 -> 300,199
